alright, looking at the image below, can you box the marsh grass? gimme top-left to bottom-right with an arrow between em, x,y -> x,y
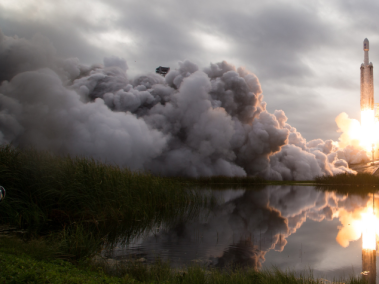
87,257 -> 367,284
0,228 -> 367,284
2,242 -> 366,284
0,146 -> 371,282
0,234 -> 62,261
0,145 -> 209,259
0,237 -> 122,283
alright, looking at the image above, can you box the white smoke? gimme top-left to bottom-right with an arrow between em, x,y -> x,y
0,31 -> 369,179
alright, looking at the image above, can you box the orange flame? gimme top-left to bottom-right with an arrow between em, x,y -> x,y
335,111 -> 378,153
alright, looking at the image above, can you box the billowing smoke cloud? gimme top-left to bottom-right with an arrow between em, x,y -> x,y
0,31 -> 369,179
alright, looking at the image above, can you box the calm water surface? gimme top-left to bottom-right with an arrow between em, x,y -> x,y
104,185 -> 379,281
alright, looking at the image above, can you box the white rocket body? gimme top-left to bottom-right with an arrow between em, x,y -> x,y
361,38 -> 374,111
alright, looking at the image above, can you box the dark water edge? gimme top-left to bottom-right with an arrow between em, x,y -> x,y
101,185 -> 379,282
0,147 -> 376,282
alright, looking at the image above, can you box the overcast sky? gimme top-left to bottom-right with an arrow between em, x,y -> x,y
1,0 -> 378,141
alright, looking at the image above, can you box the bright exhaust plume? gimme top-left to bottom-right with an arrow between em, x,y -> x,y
360,110 -> 376,152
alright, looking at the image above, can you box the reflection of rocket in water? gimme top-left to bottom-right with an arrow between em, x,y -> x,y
361,197 -> 377,284
361,38 -> 374,111
362,248 -> 376,284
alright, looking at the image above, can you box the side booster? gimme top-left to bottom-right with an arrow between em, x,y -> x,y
361,38 -> 374,111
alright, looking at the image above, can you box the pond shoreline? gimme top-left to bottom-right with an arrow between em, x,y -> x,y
0,146 -> 375,283
0,235 -> 367,284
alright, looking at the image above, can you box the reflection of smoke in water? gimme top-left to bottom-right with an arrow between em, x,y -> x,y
335,194 -> 379,250
0,31 -> 372,179
114,187 -> 378,270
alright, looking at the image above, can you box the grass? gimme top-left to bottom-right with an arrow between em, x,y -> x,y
0,146 -> 373,283
0,237 -> 124,283
0,237 -> 367,284
92,257 -> 367,284
100,260 -> 365,284
0,145 -> 209,259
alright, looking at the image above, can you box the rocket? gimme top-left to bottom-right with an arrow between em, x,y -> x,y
361,38 -> 374,111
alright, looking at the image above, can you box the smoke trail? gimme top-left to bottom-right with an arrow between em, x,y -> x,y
0,31 -> 368,179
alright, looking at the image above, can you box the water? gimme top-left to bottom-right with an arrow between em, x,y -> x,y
103,185 -> 379,281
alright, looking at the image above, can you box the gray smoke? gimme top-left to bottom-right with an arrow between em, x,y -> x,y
0,31 -> 369,179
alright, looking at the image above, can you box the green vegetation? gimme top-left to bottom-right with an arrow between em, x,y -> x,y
0,145 -> 208,259
0,236 -> 123,283
94,259 -> 366,284
0,146 -> 371,283
0,237 -> 366,284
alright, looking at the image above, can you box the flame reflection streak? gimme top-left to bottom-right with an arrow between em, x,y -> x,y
361,209 -> 378,250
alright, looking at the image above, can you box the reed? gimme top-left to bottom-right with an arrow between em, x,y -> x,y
0,238 -> 366,284
0,227 -> 367,284
88,257 -> 366,284
0,145 -> 209,258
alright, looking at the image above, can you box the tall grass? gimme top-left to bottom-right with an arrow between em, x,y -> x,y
88,258 -> 366,284
0,238 -> 366,284
0,145 -> 209,258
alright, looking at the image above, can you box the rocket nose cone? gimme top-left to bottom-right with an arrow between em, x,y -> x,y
364,38 -> 369,51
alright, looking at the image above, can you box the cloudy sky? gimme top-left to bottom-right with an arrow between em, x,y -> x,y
0,0 -> 378,141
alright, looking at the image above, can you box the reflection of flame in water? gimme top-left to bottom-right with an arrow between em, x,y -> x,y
361,208 -> 378,249
361,207 -> 377,284
335,197 -> 379,248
